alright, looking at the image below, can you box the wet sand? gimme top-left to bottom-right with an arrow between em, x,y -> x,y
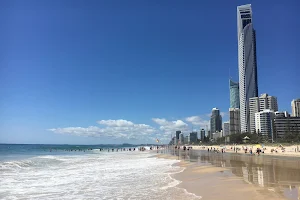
157,149 -> 300,200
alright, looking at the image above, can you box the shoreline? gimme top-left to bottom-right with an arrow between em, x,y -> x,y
157,148 -> 300,200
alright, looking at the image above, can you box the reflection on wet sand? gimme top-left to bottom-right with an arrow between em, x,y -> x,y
172,149 -> 300,200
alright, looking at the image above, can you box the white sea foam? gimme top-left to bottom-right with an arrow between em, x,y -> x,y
0,152 -> 201,200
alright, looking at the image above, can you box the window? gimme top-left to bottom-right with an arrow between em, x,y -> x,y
242,19 -> 252,28
241,14 -> 251,19
240,11 -> 250,14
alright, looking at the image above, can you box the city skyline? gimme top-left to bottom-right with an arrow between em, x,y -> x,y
0,1 -> 299,144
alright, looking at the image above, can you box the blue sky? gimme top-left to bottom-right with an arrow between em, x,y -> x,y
0,0 -> 299,144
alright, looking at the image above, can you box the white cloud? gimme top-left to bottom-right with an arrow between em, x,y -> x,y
97,119 -> 134,127
48,119 -> 156,141
185,116 -> 210,127
206,113 -> 211,118
48,116 -> 214,143
152,118 -> 189,135
220,112 -> 226,117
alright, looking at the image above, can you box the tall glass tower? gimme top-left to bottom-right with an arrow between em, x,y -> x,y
229,79 -> 240,108
237,4 -> 258,133
210,108 -> 222,134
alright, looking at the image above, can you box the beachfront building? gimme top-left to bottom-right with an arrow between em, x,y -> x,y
274,112 -> 300,140
230,79 -> 240,108
249,93 -> 278,133
223,122 -> 230,136
184,135 -> 190,145
275,111 -> 290,118
175,131 -> 181,142
255,109 -> 275,142
174,137 -> 178,145
169,137 -> 175,145
291,99 -> 300,117
237,4 -> 259,133
212,131 -> 222,140
229,108 -> 241,134
200,129 -> 205,141
189,132 -> 198,144
210,108 -> 222,134
180,133 -> 184,144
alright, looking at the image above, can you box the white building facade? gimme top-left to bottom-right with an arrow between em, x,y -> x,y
291,99 -> 300,117
249,93 -> 278,133
255,109 -> 275,142
237,4 -> 258,133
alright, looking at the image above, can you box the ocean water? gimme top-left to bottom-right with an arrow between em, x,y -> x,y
0,144 -> 201,200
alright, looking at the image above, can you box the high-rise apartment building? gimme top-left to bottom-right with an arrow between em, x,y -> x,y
237,4 -> 258,132
200,129 -> 205,141
223,122 -> 230,136
249,93 -> 278,133
291,99 -> 300,117
210,108 -> 222,134
229,108 -> 241,134
175,131 -> 181,141
255,109 -> 275,142
275,111 -> 289,118
179,133 -> 184,144
230,79 -> 240,108
274,112 -> 300,140
184,135 -> 189,144
189,132 -> 198,144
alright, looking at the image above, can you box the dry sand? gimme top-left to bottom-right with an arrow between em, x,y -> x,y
191,144 -> 300,157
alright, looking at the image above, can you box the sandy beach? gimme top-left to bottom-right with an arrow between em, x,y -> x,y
191,144 -> 300,157
157,147 -> 300,200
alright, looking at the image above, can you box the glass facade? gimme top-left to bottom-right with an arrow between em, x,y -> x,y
210,108 -> 222,134
230,79 -> 240,108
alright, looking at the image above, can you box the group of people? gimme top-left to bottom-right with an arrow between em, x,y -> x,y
106,147 -> 137,152
46,148 -> 94,152
105,146 -> 162,152
45,146 -> 164,153
174,146 -> 192,151
207,147 -> 225,153
243,147 -> 264,155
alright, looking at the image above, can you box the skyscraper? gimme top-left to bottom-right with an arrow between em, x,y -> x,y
179,133 -> 184,144
200,129 -> 205,141
229,108 -> 241,134
249,93 -> 278,133
230,79 -> 240,108
189,132 -> 198,144
210,108 -> 222,134
223,122 -> 230,136
237,4 -> 258,132
175,131 -> 181,140
291,99 -> 300,117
